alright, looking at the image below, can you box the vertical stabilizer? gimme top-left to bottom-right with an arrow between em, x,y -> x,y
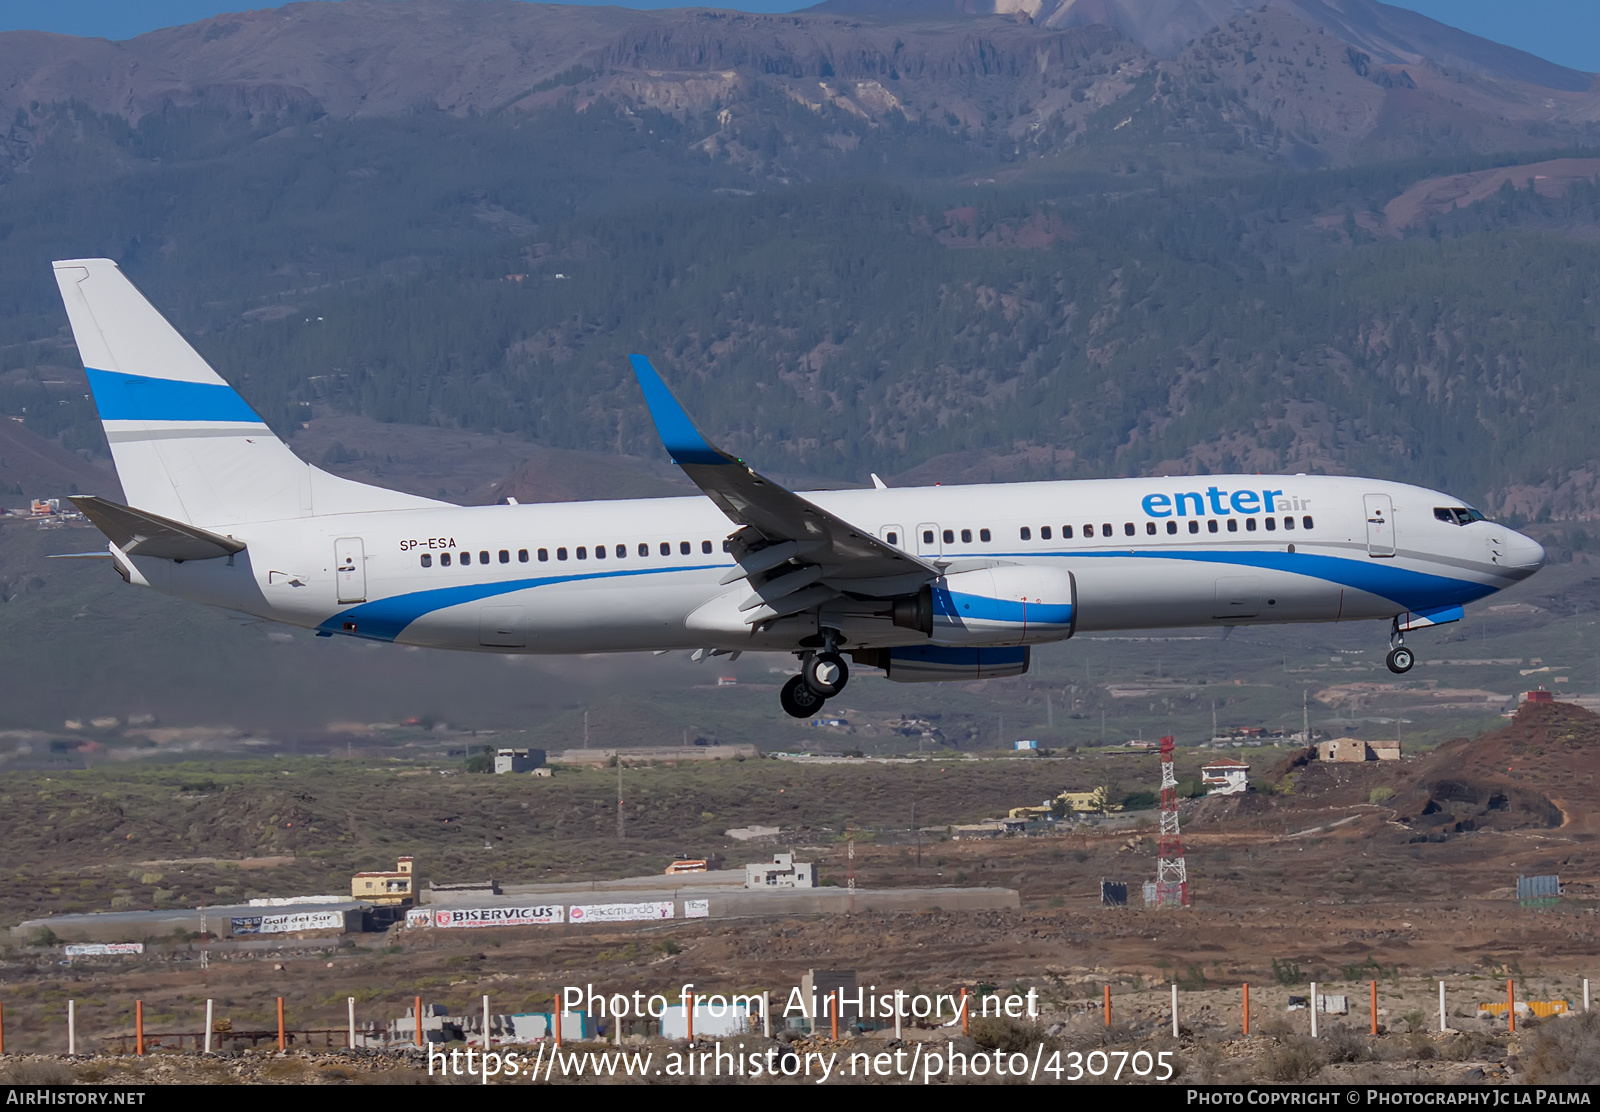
53,259 -> 443,527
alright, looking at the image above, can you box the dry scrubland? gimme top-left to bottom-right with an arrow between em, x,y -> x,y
0,704 -> 1597,1083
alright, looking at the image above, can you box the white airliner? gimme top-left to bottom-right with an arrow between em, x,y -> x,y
51,259 -> 1546,717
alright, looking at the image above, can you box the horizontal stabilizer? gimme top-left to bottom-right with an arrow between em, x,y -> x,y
71,496 -> 246,561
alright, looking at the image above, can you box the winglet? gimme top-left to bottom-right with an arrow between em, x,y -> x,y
628,355 -> 730,467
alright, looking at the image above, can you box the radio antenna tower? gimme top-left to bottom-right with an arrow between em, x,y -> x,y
1155,734 -> 1190,908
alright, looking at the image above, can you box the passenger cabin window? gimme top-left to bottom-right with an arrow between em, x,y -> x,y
1020,527 -> 1031,540
923,530 -> 935,545
557,547 -> 568,560
1084,524 -> 1094,538
594,544 -> 605,559
420,553 -> 432,567
639,543 -> 650,557
518,549 -> 529,562
617,544 -> 627,558
961,529 -> 972,543
1245,518 -> 1257,532
1166,521 -> 1177,535
499,550 -> 510,563
1037,526 -> 1049,540
577,547 -> 587,560
1124,522 -> 1135,537
886,531 -> 898,546
679,541 -> 691,555
1103,523 -> 1113,536
1146,522 -> 1157,535
538,548 -> 549,561
1283,517 -> 1295,531
1264,518 -> 1276,532
660,542 -> 671,556
479,551 -> 489,564
1062,526 -> 1073,539
943,529 -> 954,544
1226,519 -> 1238,532
441,553 -> 452,566
1302,516 -> 1314,530
980,528 -> 991,542
1188,521 -> 1199,534
702,540 -> 713,554
1207,520 -> 1218,533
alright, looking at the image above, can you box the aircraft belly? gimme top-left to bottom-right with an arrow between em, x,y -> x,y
390,573 -> 712,653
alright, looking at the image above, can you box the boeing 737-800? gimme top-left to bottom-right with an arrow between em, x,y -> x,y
50,259 -> 1546,717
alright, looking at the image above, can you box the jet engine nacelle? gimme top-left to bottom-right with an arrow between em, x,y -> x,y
852,644 -> 1031,683
895,564 -> 1076,645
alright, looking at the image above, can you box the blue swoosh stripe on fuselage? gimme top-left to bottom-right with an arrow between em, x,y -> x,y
319,565 -> 724,642
934,589 -> 1074,626
86,368 -> 266,424
984,548 -> 1497,613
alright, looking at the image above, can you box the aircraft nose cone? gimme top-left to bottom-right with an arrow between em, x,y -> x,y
1507,532 -> 1546,572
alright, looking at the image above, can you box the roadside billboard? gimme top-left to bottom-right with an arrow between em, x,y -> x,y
567,901 -> 674,924
433,906 -> 564,928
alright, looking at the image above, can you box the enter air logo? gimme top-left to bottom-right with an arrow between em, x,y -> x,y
1140,487 -> 1310,518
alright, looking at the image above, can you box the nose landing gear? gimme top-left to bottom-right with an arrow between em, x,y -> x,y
1386,618 -> 1415,674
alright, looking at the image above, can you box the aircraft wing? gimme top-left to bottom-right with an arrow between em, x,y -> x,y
629,355 -> 936,607
71,495 -> 246,561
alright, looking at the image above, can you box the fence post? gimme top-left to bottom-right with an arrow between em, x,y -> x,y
1507,979 -> 1515,1034
1102,985 -> 1110,1028
348,997 -> 356,1049
482,994 -> 490,1052
764,991 -> 772,1039
1171,984 -> 1179,1038
830,991 -> 838,1040
893,990 -> 902,1041
1439,981 -> 1447,1033
1310,982 -> 1318,1038
554,992 -> 563,1049
961,988 -> 970,1035
1371,981 -> 1378,1035
686,990 -> 694,1044
1584,979 -> 1589,1013
205,999 -> 213,1054
1,1000 -> 6,1054
68,1000 -> 76,1057
277,997 -> 285,1052
135,999 -> 143,1055
414,996 -> 423,1048
1242,983 -> 1249,1036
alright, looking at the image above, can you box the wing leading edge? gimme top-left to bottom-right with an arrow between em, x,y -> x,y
628,355 -> 936,615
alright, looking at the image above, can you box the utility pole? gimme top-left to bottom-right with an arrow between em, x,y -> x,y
912,801 -> 920,867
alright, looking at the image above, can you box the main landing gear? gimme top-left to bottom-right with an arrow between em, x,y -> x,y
1386,619 -> 1415,674
779,640 -> 850,718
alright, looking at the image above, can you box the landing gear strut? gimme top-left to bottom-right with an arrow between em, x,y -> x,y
1386,619 -> 1415,674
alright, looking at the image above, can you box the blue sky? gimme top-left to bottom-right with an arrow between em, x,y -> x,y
3,1 -> 1596,74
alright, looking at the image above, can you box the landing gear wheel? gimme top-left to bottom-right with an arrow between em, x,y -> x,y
781,674 -> 828,718
804,652 -> 849,697
1386,646 -> 1415,674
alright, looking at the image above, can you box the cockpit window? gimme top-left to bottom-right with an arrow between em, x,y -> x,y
1435,506 -> 1487,525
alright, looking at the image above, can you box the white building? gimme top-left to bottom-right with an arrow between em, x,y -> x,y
745,852 -> 816,888
1200,760 -> 1249,795
493,748 -> 546,774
